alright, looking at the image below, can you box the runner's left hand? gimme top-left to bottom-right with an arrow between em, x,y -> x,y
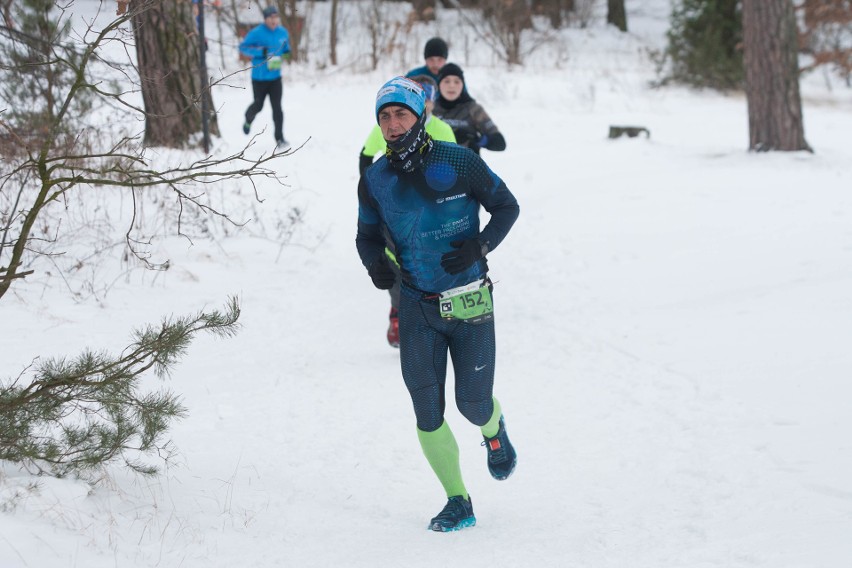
440,239 -> 485,275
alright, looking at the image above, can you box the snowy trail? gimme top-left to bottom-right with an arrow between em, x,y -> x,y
3,3 -> 852,566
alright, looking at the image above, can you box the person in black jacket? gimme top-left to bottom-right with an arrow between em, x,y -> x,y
433,63 -> 506,155
405,37 -> 448,84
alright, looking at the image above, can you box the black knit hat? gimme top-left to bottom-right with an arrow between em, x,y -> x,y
423,37 -> 448,60
438,62 -> 464,85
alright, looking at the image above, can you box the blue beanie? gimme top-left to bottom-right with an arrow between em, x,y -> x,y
262,6 -> 278,18
375,77 -> 426,123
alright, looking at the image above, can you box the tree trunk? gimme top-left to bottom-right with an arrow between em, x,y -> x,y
0,0 -> 14,30
278,0 -> 302,62
329,0 -> 339,65
742,0 -> 811,152
131,0 -> 218,148
412,0 -> 437,22
482,0 -> 533,65
607,0 -> 627,32
533,0 -> 573,29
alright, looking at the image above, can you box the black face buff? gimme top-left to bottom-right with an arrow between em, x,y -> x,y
386,113 -> 433,173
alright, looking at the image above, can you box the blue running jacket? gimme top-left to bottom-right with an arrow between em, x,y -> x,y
357,141 -> 519,293
239,24 -> 291,81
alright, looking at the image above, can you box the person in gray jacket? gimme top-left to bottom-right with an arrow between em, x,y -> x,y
433,63 -> 506,155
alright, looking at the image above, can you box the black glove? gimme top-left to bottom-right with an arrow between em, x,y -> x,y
262,47 -> 268,58
368,256 -> 396,290
459,131 -> 479,147
440,239 -> 486,275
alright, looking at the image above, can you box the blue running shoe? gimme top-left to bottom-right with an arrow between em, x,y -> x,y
482,416 -> 517,480
242,121 -> 251,134
429,495 -> 476,532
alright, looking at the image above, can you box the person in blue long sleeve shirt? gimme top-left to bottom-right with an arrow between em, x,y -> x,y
405,37 -> 468,95
356,77 -> 519,532
239,6 -> 291,147
404,37 -> 448,84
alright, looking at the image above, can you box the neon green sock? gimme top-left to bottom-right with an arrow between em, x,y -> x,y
417,421 -> 468,499
480,397 -> 503,439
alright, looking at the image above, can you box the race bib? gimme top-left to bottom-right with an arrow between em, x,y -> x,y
439,279 -> 493,324
267,55 -> 282,70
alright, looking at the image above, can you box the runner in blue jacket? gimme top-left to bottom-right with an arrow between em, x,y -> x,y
239,6 -> 290,147
404,37 -> 468,95
356,77 -> 519,532
405,37 -> 448,84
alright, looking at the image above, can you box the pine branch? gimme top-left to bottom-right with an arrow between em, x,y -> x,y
0,296 -> 241,479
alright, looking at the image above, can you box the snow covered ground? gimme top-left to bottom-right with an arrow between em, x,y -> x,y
2,1 -> 852,566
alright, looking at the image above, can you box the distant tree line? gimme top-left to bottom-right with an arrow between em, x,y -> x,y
664,0 -> 851,90
662,0 -> 849,151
